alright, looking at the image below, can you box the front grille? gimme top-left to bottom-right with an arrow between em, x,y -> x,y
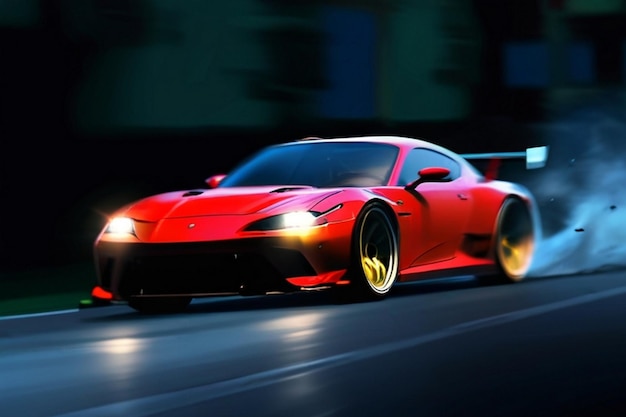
118,252 -> 294,297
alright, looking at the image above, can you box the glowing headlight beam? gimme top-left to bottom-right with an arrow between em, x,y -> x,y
282,211 -> 317,229
106,217 -> 135,234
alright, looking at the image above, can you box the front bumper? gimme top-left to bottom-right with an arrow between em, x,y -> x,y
94,234 -> 351,301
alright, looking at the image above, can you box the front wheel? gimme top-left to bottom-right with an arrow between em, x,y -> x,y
337,203 -> 399,302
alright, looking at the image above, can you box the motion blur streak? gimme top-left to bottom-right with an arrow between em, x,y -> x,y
529,100 -> 626,277
52,285 -> 626,417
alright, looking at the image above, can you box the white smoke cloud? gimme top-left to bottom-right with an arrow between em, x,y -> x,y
528,110 -> 626,277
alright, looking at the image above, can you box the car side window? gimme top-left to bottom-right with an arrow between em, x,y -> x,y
397,148 -> 460,186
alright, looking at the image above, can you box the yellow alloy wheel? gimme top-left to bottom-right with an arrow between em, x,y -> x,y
496,198 -> 535,281
358,205 -> 398,295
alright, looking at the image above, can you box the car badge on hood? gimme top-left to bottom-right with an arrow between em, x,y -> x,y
188,223 -> 196,229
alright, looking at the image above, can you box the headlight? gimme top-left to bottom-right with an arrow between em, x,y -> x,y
105,217 -> 135,235
245,211 -> 324,231
282,211 -> 317,228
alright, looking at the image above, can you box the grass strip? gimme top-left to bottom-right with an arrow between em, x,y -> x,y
0,262 -> 95,317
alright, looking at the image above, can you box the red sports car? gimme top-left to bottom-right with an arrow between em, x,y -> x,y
91,136 -> 548,312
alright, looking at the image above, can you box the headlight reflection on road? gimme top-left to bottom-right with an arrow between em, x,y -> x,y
258,312 -> 336,407
284,328 -> 317,340
260,312 -> 328,358
94,337 -> 146,388
260,312 -> 325,340
98,337 -> 143,355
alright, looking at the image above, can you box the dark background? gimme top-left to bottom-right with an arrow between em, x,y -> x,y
1,0 -> 625,273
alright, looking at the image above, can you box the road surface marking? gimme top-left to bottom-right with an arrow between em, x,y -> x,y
0,309 -> 78,321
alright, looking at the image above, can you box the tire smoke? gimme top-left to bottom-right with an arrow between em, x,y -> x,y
528,107 -> 626,277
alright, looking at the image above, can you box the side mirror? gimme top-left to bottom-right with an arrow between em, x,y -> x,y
205,174 -> 226,189
404,167 -> 451,191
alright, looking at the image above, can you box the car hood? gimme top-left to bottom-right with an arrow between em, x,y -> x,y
120,186 -> 341,221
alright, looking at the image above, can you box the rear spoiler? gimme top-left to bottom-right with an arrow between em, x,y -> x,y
460,145 -> 549,179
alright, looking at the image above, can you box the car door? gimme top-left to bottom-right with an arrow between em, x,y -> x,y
395,148 -> 472,266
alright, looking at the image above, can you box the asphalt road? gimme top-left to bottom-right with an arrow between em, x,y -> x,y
2,270 -> 626,417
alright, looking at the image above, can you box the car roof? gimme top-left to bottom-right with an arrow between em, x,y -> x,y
285,135 -> 460,158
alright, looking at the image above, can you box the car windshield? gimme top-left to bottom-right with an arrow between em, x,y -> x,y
219,141 -> 399,188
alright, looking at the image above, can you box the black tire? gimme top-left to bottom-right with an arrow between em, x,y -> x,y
336,202 -> 399,302
128,296 -> 192,314
480,197 -> 535,284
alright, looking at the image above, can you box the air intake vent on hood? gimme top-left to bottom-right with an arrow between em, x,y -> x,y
182,190 -> 204,197
270,186 -> 313,193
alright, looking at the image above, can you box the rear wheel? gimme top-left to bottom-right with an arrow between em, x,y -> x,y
336,203 -> 399,302
481,197 -> 535,284
128,296 -> 192,314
